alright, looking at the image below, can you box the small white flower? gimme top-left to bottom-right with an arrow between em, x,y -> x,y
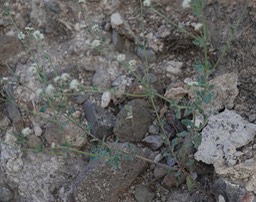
32,30 -> 44,41
25,27 -> 34,31
54,76 -> 61,83
18,32 -> 25,40
28,63 -> 37,75
60,73 -> 70,81
78,0 -> 86,3
182,0 -> 191,8
128,60 -> 137,66
193,23 -> 203,31
91,39 -> 101,48
35,88 -> 43,97
143,0 -> 151,7
51,142 -> 56,148
91,24 -> 100,32
117,54 -> 125,62
69,79 -> 79,90
45,84 -> 55,95
21,127 -> 32,136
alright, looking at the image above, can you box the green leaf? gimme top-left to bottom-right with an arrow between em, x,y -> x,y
171,138 -> 179,148
192,133 -> 202,149
181,119 -> 193,128
186,175 -> 195,192
193,61 -> 203,73
39,104 -> 48,112
184,108 -> 192,117
193,36 -> 204,47
185,159 -> 195,167
176,131 -> 188,137
203,91 -> 214,104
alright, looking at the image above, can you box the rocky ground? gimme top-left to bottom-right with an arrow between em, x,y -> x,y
0,0 -> 256,202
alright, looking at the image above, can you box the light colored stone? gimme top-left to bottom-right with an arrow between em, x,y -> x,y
110,12 -> 136,41
195,109 -> 256,165
195,110 -> 256,193
165,61 -> 183,76
164,87 -> 188,101
101,91 -> 111,108
206,73 -> 239,112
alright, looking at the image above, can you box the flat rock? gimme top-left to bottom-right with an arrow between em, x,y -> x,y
142,135 -> 163,150
134,184 -> 155,202
136,47 -> 156,63
73,143 -> 148,202
83,101 -> 116,140
195,110 -> 256,193
113,99 -> 151,142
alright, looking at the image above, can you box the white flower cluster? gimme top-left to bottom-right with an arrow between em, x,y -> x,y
91,24 -> 100,32
182,0 -> 191,8
78,0 -> 86,3
143,0 -> 151,7
21,127 -> 32,136
117,54 -> 125,62
91,39 -> 101,48
32,30 -> 44,41
18,32 -> 25,40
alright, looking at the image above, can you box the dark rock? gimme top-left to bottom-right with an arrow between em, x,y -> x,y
112,30 -> 125,53
142,135 -> 163,150
113,99 -> 151,142
92,69 -> 111,89
73,143 -> 148,202
211,178 -> 247,202
134,184 -> 155,202
136,47 -> 156,63
0,184 -> 14,202
7,103 -> 21,123
162,173 -> 186,189
83,101 -> 115,140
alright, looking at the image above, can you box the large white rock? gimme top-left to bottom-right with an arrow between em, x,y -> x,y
195,110 -> 256,165
195,110 -> 256,193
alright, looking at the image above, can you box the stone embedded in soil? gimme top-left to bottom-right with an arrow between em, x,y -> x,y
206,72 -> 239,112
165,60 -> 183,76
83,101 -> 116,140
27,135 -> 42,149
7,103 -> 21,124
113,99 -> 151,142
249,114 -> 256,123
0,185 -> 14,202
142,135 -> 163,151
92,68 -> 112,89
148,124 -> 160,135
162,173 -> 186,189
195,109 -> 256,194
110,12 -> 136,41
164,86 -> 188,101
136,47 -> 156,63
73,143 -> 148,202
134,184 -> 155,202
44,119 -> 87,148
112,30 -> 126,53
154,165 -> 168,180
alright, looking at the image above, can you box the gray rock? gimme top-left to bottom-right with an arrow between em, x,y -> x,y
162,173 -> 186,189
0,185 -> 14,202
195,109 -> 256,166
27,135 -> 42,148
211,178 -> 249,202
73,143 -> 148,202
136,47 -> 156,63
165,60 -> 183,76
148,124 -> 160,135
110,12 -> 136,41
83,101 -> 116,140
114,99 -> 151,142
154,165 -> 168,180
134,184 -> 155,202
92,69 -> 111,89
249,114 -> 256,123
112,30 -> 126,53
7,103 -> 21,124
142,135 -> 163,150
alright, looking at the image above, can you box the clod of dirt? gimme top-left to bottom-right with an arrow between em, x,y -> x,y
113,99 -> 152,142
72,143 -> 148,202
